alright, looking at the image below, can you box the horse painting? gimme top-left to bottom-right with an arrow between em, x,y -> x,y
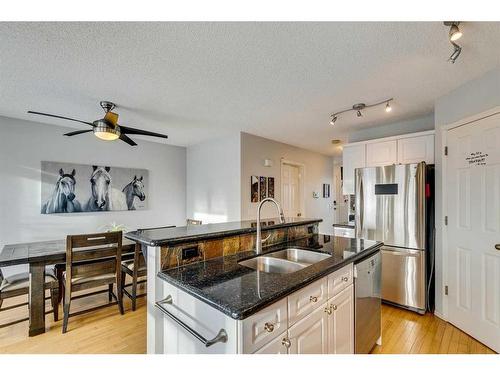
122,175 -> 146,210
85,166 -> 128,211
41,161 -> 148,214
41,168 -> 82,214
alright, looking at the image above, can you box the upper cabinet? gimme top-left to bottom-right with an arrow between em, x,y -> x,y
397,134 -> 434,164
342,130 -> 435,195
366,140 -> 397,167
342,144 -> 366,195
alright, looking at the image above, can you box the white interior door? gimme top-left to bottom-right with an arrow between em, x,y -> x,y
446,112 -> 500,353
282,163 -> 302,217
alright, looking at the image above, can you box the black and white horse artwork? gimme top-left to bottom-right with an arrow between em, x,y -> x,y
122,175 -> 146,210
41,161 -> 148,214
41,168 -> 82,214
85,166 -> 128,211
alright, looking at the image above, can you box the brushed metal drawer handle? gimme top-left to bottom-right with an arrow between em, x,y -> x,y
282,337 -> 291,348
342,276 -> 349,282
264,322 -> 275,333
310,296 -> 318,303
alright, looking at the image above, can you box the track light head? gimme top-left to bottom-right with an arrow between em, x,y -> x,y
356,110 -> 362,117
449,24 -> 462,42
449,42 -> 462,64
330,116 -> 337,126
385,101 -> 392,112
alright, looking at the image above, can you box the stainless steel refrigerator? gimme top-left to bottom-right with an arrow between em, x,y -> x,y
354,162 -> 434,314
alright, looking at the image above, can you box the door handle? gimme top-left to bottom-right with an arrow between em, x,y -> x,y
495,244 -> 500,251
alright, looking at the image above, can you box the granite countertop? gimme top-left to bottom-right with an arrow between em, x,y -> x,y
125,217 -> 322,246
158,234 -> 382,320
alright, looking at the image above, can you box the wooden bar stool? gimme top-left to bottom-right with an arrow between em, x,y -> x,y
0,266 -> 59,328
120,225 -> 175,311
62,231 -> 124,333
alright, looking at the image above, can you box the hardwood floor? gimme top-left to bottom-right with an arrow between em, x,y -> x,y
371,304 -> 496,354
0,290 -> 496,354
0,283 -> 147,354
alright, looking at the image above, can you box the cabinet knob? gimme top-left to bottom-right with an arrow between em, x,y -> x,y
332,304 -> 338,311
310,296 -> 318,303
264,322 -> 274,333
324,306 -> 332,315
495,244 -> 500,251
342,276 -> 349,282
282,337 -> 291,348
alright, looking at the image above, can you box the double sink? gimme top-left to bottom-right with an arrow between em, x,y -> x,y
238,248 -> 330,274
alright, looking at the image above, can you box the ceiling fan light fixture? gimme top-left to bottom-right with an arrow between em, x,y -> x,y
93,120 -> 121,141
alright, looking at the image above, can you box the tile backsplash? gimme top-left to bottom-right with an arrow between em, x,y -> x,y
160,222 -> 318,270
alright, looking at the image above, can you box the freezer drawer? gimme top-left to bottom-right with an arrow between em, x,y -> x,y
381,246 -> 426,312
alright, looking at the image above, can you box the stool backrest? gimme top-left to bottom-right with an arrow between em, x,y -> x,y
65,231 -> 122,286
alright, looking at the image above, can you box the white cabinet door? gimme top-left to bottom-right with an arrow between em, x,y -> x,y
253,334 -> 289,354
366,140 -> 397,167
342,144 -> 366,195
288,303 -> 329,354
397,134 -> 434,164
327,284 -> 354,354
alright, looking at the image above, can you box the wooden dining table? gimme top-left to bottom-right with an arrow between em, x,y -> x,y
0,237 -> 136,336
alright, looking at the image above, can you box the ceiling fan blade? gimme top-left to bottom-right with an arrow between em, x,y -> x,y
119,133 -> 138,146
28,111 -> 95,127
64,129 -> 93,137
120,125 -> 168,139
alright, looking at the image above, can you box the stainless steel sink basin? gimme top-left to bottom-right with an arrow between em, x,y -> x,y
266,248 -> 330,266
238,256 -> 305,274
238,248 -> 330,274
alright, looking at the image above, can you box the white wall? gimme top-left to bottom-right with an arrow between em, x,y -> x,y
186,133 -> 241,223
433,67 -> 500,317
348,113 -> 434,143
240,132 -> 334,234
0,116 -> 187,254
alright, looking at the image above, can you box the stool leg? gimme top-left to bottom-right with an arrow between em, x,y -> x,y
108,284 -> 113,302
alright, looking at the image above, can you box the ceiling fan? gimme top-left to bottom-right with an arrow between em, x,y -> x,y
28,101 -> 168,146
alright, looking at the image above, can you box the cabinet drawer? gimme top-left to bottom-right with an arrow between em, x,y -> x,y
328,264 -> 353,298
333,227 -> 355,238
288,277 -> 328,326
241,297 -> 287,353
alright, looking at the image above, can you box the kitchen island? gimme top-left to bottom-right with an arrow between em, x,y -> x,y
125,219 -> 382,354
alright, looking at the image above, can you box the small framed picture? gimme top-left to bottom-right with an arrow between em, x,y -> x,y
268,177 -> 275,198
259,176 -> 267,201
251,176 -> 259,202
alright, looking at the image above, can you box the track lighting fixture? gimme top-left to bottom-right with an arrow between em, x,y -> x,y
448,42 -> 462,64
385,101 -> 392,112
449,23 -> 462,42
329,98 -> 393,126
444,22 -> 463,63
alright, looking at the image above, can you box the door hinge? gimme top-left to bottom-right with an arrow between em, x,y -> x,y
445,285 -> 449,296
444,146 -> 448,156
444,216 -> 448,226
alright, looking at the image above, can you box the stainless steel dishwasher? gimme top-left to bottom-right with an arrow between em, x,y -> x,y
354,250 -> 381,354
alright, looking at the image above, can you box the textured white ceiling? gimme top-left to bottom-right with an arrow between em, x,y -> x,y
0,22 -> 499,155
